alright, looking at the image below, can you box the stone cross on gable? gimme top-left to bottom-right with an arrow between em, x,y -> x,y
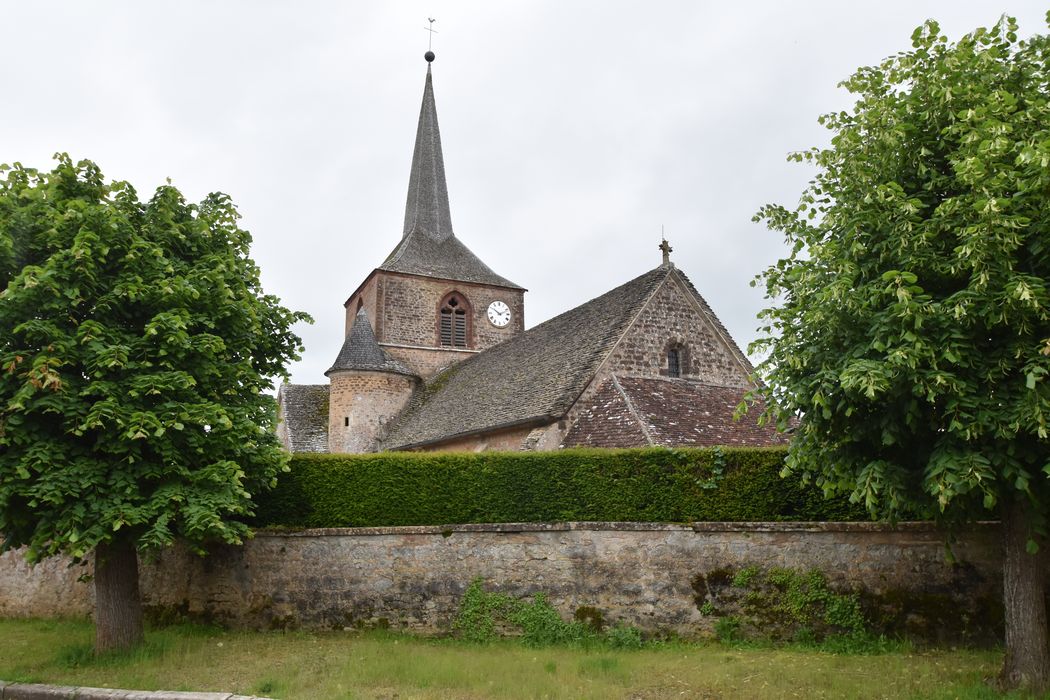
659,238 -> 673,267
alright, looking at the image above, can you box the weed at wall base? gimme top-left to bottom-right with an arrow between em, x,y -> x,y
452,579 -> 644,649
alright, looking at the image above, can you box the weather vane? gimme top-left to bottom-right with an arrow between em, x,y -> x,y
425,17 -> 438,51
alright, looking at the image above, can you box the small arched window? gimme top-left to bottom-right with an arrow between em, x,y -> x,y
438,292 -> 470,348
667,347 -> 681,378
664,340 -> 688,378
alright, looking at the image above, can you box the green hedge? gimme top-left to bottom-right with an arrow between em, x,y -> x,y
251,447 -> 867,528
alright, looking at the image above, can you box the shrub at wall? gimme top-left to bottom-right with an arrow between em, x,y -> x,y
252,447 -> 867,528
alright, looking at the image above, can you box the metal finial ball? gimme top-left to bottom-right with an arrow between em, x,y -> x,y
424,51 -> 435,63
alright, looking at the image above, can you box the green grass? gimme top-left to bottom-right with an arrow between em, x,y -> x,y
0,618 -> 1030,699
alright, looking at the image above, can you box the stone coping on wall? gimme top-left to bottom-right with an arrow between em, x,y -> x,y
254,520 -> 999,537
0,680 -> 271,700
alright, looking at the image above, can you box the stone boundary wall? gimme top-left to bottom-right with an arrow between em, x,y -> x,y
0,681 -> 269,700
0,522 -> 1003,639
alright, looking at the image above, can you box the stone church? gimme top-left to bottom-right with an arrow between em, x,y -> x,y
277,53 -> 786,454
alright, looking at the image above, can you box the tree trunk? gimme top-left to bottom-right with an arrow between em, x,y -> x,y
999,495 -> 1050,692
93,538 -> 144,654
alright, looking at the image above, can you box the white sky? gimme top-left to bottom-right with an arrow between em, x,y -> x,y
1,2 -> 1045,385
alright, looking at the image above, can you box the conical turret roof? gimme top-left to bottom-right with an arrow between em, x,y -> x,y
378,58 -> 523,290
325,309 -> 416,377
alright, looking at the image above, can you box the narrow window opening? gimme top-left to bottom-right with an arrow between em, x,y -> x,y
344,417 -> 350,427
667,348 -> 681,378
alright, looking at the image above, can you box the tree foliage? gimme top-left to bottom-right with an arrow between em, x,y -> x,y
0,155 -> 309,562
752,16 -> 1050,530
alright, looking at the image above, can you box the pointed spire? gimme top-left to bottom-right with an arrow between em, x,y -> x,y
402,55 -> 454,242
325,309 -> 416,377
376,52 -> 523,291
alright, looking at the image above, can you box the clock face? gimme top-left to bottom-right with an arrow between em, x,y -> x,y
487,300 -> 512,328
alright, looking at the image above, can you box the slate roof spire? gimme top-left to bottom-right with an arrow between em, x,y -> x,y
325,308 -> 416,377
376,54 -> 524,290
403,54 -> 453,242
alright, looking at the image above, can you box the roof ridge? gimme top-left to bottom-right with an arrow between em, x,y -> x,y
534,265 -> 671,417
525,265 -> 671,336
610,374 -> 655,446
667,268 -> 754,377
548,266 -> 672,413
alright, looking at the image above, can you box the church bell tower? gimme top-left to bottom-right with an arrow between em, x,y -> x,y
325,51 -> 527,452
337,51 -> 526,381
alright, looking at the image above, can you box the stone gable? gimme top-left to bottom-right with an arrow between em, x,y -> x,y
604,272 -> 751,387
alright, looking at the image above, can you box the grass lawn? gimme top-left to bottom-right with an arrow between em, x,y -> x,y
0,618 -> 1026,699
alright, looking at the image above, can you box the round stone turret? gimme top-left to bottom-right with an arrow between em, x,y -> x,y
326,309 -> 418,453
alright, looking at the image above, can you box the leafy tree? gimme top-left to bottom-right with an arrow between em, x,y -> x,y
0,155 -> 309,652
751,16 -> 1050,691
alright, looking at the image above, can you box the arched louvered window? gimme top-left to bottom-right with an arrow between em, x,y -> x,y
438,292 -> 470,348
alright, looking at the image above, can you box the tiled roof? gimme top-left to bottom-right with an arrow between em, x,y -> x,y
326,309 -> 416,377
563,376 -> 790,448
381,266 -> 672,449
381,62 -> 522,290
558,376 -> 651,449
278,384 -> 330,453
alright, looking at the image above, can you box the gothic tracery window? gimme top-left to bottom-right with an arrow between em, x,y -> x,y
439,292 -> 470,348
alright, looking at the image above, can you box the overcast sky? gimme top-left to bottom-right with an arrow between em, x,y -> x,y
1,2 -> 1045,385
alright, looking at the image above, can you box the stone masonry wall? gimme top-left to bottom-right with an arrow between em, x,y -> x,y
0,523 -> 1004,641
373,273 -> 523,355
419,424 -> 537,452
604,274 -> 750,388
328,371 -> 417,453
343,276 -> 379,337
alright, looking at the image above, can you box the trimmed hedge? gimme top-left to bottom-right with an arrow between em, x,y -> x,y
252,447 -> 867,528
